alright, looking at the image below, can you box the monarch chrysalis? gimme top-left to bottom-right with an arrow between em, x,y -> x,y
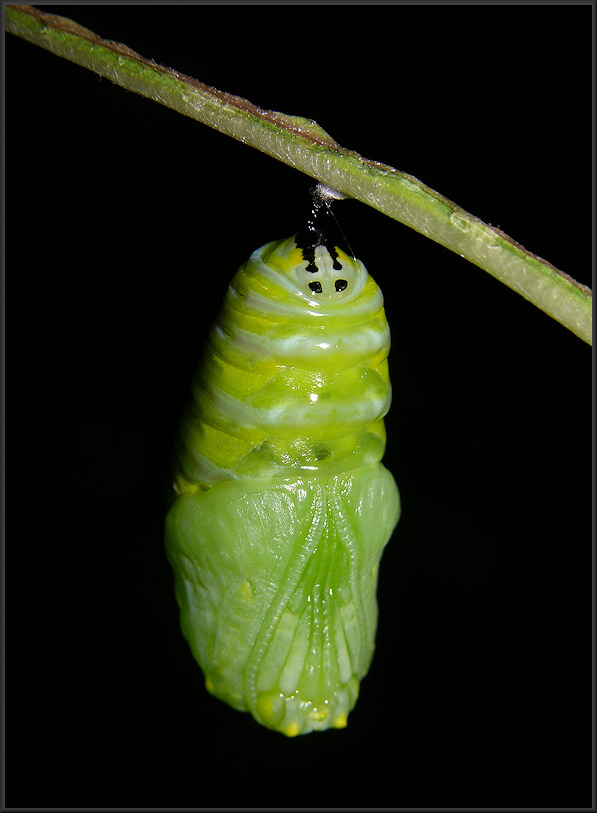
165,191 -> 400,736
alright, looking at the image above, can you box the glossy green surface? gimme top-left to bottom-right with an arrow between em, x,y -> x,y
166,235 -> 400,735
166,465 -> 399,736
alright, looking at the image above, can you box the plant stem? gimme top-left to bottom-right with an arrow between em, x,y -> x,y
6,4 -> 591,345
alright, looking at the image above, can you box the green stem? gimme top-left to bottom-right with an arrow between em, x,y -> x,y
6,4 -> 592,345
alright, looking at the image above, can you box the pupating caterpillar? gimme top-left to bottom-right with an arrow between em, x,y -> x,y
165,189 -> 400,736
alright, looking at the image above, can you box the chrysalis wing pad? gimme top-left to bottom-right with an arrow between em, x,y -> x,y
166,463 -> 400,736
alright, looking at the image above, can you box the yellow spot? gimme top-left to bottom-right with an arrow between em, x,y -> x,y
205,676 -> 215,693
332,713 -> 348,729
288,247 -> 304,267
284,720 -> 301,738
239,580 -> 253,602
309,708 -> 329,722
348,677 -> 360,703
256,692 -> 285,727
256,695 -> 274,721
173,475 -> 201,496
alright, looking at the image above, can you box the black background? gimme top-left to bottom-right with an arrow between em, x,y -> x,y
6,4 -> 592,809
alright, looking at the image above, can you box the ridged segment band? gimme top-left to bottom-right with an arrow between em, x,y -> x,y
176,236 -> 393,487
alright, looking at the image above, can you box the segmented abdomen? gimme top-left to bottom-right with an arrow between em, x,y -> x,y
174,237 -> 392,490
